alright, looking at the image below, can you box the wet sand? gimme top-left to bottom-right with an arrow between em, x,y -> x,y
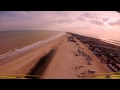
0,33 -> 112,79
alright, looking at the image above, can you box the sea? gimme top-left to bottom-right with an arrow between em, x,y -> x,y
0,30 -> 65,60
79,34 -> 120,47
100,38 -> 120,47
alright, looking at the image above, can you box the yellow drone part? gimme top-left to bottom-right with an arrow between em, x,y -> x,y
0,73 -> 39,79
96,75 -> 120,79
0,76 -> 24,79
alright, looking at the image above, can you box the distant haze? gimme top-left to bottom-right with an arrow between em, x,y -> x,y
0,11 -> 120,40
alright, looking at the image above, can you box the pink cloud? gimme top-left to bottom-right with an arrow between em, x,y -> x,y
0,11 -> 120,40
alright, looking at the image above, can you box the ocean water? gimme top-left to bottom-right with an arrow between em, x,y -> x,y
106,39 -> 120,46
100,39 -> 120,47
0,30 -> 62,55
90,36 -> 120,47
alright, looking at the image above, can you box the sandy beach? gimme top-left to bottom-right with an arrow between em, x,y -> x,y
0,33 -> 112,79
41,33 -> 111,79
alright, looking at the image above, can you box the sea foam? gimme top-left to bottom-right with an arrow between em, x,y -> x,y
0,32 -> 65,61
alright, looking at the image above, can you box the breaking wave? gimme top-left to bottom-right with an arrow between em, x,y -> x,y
0,32 -> 65,61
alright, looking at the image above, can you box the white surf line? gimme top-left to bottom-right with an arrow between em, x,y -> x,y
0,32 -> 66,61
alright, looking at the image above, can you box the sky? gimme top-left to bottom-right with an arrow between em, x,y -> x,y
0,11 -> 120,40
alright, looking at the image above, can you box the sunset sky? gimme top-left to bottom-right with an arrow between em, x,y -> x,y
0,11 -> 120,40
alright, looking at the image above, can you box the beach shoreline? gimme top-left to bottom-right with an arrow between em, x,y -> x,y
0,30 -> 61,55
0,33 -> 113,79
0,32 -> 65,64
0,33 -> 66,77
